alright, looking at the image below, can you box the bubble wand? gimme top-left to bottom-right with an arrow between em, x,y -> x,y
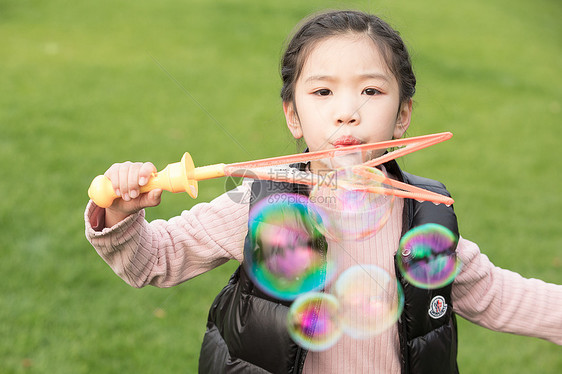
88,132 -> 453,208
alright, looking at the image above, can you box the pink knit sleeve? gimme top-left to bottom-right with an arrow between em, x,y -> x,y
452,237 -> 562,345
84,181 -> 251,288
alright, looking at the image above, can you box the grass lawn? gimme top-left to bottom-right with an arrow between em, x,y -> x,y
1,0 -> 560,372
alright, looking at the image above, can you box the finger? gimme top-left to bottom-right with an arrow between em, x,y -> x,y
119,162 -> 132,201
105,164 -> 122,197
127,162 -> 143,200
138,162 -> 157,186
144,189 -> 162,207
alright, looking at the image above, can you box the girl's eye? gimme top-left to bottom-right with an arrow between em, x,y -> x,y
363,88 -> 381,96
313,89 -> 332,96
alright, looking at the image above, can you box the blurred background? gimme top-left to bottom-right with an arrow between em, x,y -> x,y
1,0 -> 560,372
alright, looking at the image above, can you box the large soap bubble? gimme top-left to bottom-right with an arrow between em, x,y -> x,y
244,193 -> 334,300
396,223 -> 460,289
332,264 -> 404,339
309,166 -> 395,241
287,292 -> 342,351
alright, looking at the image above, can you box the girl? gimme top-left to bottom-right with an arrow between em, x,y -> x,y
85,10 -> 562,374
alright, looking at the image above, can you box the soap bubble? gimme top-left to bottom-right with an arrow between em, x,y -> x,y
396,223 -> 460,289
315,150 -> 367,170
309,166 -> 395,241
332,264 -> 404,339
287,292 -> 342,351
244,193 -> 334,300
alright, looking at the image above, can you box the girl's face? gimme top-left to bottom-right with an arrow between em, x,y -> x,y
283,34 -> 412,169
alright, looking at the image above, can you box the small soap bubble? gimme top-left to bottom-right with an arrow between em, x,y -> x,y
309,166 -> 395,241
332,265 -> 404,339
397,223 -> 460,289
244,193 -> 334,300
287,292 -> 342,351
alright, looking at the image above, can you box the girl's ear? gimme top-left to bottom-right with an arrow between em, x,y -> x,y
394,99 -> 413,139
283,101 -> 303,139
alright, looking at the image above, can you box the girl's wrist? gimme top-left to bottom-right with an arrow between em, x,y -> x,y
104,207 -> 137,228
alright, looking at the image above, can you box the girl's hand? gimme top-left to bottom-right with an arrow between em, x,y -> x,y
103,162 -> 162,227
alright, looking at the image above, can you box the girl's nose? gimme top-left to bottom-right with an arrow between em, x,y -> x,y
335,97 -> 361,126
337,114 -> 359,125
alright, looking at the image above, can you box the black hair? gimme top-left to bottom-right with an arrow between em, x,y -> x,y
280,10 -> 416,105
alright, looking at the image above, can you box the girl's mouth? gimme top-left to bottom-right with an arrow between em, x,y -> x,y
331,136 -> 363,148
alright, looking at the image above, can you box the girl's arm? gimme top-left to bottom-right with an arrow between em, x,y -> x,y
452,238 -> 562,345
84,181 -> 251,288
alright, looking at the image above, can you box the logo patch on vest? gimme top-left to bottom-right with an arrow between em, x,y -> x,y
428,296 -> 447,319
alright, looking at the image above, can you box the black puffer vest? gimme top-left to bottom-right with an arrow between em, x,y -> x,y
199,160 -> 459,374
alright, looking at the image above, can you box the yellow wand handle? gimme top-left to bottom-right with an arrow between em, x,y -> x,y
87,152 -> 226,208
87,175 -> 121,209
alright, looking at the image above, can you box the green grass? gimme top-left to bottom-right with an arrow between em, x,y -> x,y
1,0 -> 560,372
